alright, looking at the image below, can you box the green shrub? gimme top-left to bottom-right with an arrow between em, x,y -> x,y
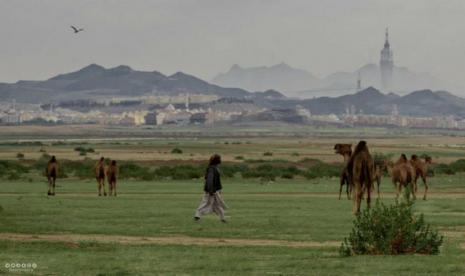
304,162 -> 341,179
171,148 -> 183,154
234,156 -> 244,160
263,152 -> 273,156
16,153 -> 25,159
155,165 -> 202,180
220,164 -> 249,178
0,160 -> 30,179
373,152 -> 392,167
340,202 -> 443,256
433,163 -> 455,175
74,146 -> 95,154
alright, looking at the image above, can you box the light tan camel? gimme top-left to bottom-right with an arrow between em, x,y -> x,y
95,157 -> 107,196
410,155 -> 432,200
46,156 -> 59,196
346,141 -> 374,215
334,143 -> 352,200
385,154 -> 416,200
107,160 -> 119,196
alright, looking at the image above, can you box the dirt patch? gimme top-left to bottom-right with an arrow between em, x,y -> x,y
0,232 -> 339,248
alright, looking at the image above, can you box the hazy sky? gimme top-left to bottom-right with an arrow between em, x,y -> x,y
1,0 -> 464,87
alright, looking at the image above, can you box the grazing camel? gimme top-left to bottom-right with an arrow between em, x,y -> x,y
385,154 -> 416,200
347,141 -> 374,215
95,157 -> 107,196
107,160 -> 119,196
46,156 -> 59,196
334,143 -> 352,200
410,155 -> 432,200
373,160 -> 385,198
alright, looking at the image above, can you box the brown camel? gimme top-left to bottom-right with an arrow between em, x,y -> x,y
334,143 -> 352,200
385,154 -> 416,200
46,156 -> 59,196
95,157 -> 107,196
373,160 -> 385,198
346,141 -> 374,215
410,155 -> 432,200
107,160 -> 119,196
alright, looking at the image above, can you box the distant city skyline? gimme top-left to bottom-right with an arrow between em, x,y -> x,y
1,0 -> 465,89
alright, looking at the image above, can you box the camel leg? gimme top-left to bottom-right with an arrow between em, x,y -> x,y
47,177 -> 52,195
339,179 -> 343,200
377,177 -> 381,199
113,181 -> 117,197
422,176 -> 428,200
395,182 -> 401,199
52,178 -> 56,195
102,179 -> 107,196
367,183 -> 372,209
97,179 -> 102,196
352,181 -> 362,215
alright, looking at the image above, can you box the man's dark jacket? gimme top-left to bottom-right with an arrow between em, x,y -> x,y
204,165 -> 222,194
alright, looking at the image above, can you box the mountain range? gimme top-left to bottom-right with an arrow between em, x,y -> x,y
212,63 -> 463,98
268,87 -> 465,117
1,64 -> 465,118
0,64 -> 251,103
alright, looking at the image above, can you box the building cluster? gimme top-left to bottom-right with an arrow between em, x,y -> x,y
0,95 -> 264,126
342,113 -> 465,129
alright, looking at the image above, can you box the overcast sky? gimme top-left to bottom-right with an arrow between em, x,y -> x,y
1,0 -> 464,87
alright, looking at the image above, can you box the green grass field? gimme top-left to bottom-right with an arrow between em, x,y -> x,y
1,175 -> 465,275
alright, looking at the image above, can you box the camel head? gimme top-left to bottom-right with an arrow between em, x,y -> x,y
384,159 -> 394,174
334,143 -> 352,156
396,154 -> 408,164
424,156 -> 432,164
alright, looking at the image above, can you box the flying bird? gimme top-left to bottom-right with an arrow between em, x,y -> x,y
70,26 -> 84,33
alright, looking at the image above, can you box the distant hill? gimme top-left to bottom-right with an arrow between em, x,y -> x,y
212,63 -> 320,93
294,87 -> 465,117
0,64 -> 251,103
213,63 -> 463,98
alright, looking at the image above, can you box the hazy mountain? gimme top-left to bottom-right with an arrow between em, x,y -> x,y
0,64 -> 251,103
212,63 -> 320,93
297,87 -> 465,117
213,63 -> 463,98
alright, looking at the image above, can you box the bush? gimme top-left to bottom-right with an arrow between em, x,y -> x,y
16,153 -> 25,159
171,148 -> 183,154
0,160 -> 30,179
74,146 -> 95,154
340,202 -> 443,256
234,156 -> 244,160
304,162 -> 341,179
263,152 -> 273,156
155,165 -> 202,180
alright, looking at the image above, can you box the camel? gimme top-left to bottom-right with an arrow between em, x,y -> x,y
335,143 -> 384,200
95,157 -> 107,196
46,156 -> 59,196
410,155 -> 432,200
385,154 -> 416,200
373,158 -> 386,198
346,141 -> 374,215
334,143 -> 352,200
107,160 -> 119,196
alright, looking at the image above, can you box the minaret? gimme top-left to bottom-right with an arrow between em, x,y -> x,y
380,28 -> 394,92
356,71 -> 362,92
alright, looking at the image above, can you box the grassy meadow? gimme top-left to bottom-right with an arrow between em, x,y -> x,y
0,128 -> 465,275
